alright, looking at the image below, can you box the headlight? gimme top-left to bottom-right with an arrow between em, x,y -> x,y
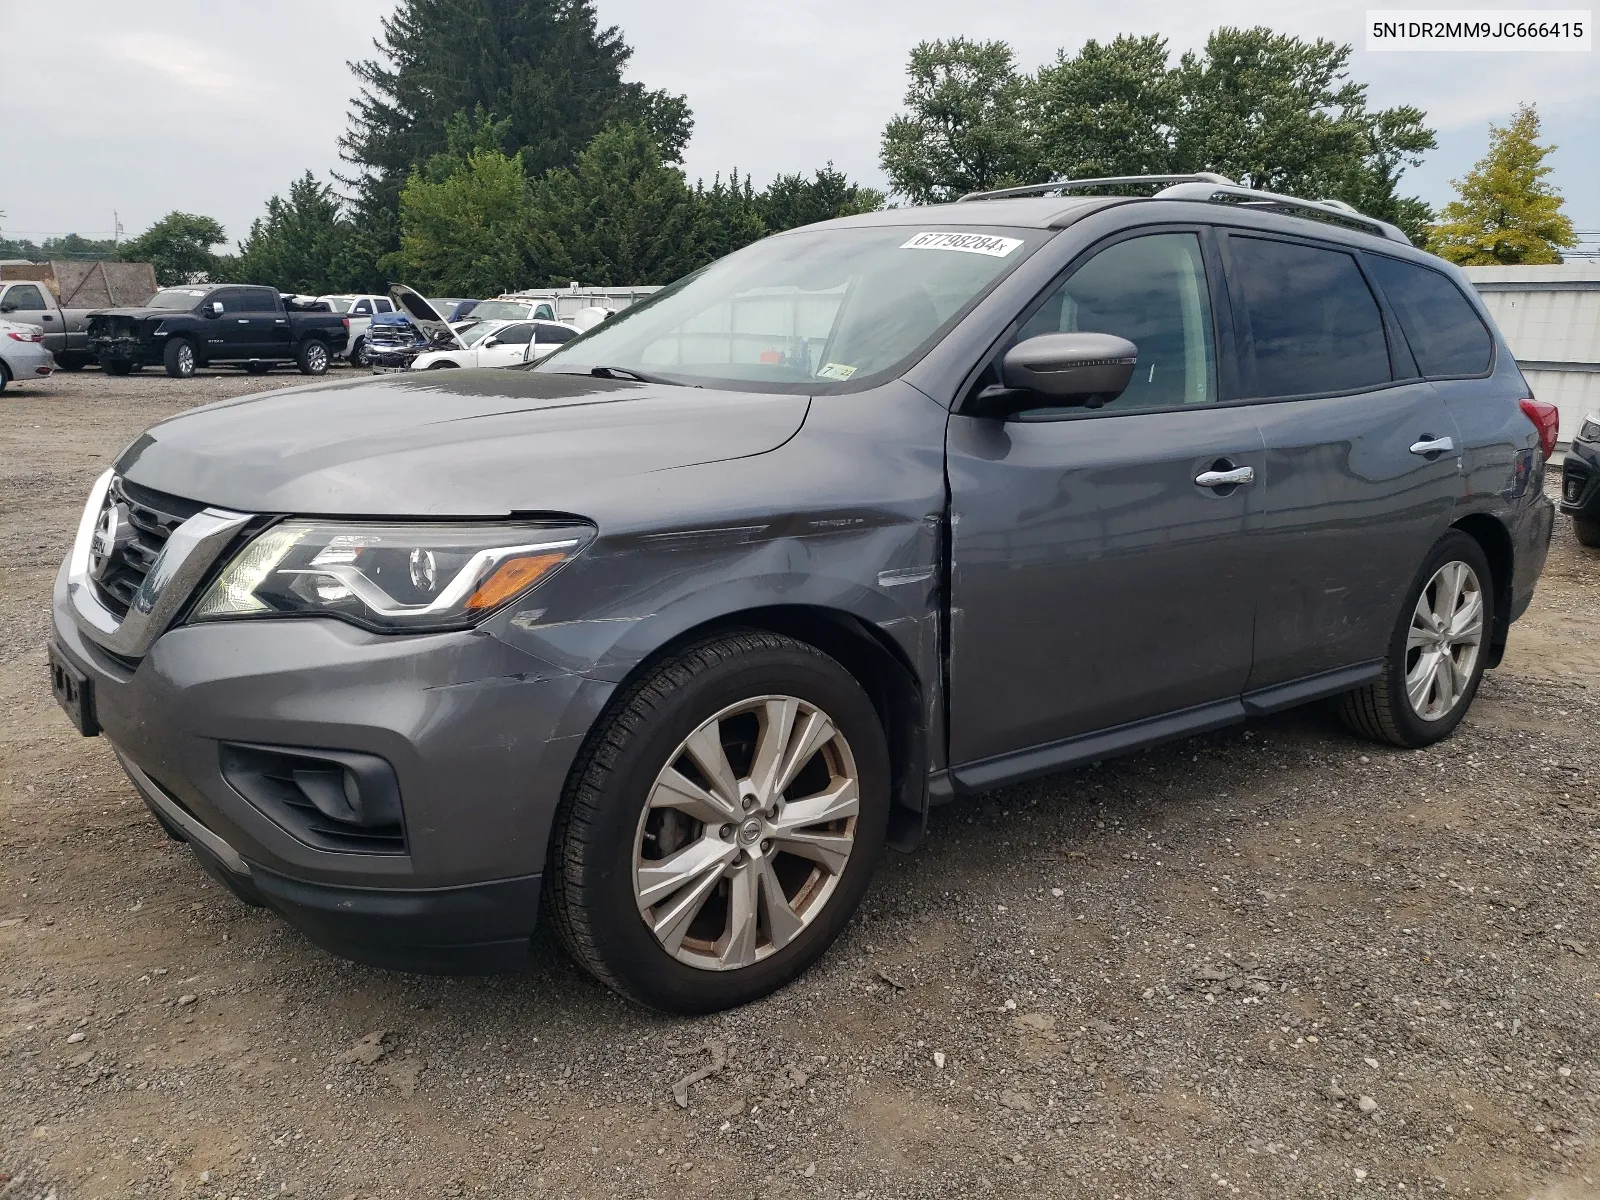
1580,413 -> 1600,444
190,522 -> 589,632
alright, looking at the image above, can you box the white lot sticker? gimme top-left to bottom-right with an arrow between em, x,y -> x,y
817,362 -> 858,381
900,231 -> 1024,258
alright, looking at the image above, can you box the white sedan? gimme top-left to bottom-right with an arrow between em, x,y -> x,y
0,318 -> 57,391
410,320 -> 580,370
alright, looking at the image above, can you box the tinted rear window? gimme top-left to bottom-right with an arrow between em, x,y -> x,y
1229,236 -> 1391,398
1365,255 -> 1493,377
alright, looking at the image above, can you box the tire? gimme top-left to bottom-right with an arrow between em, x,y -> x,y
427,360 -> 458,369
163,338 -> 196,378
546,631 -> 891,1014
244,362 -> 271,375
1338,530 -> 1494,748
296,339 -> 329,375
348,337 -> 367,368
1574,517 -> 1600,549
0,361 -> 9,392
102,358 -> 133,376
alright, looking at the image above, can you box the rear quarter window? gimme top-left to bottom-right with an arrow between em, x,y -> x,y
1364,255 -> 1493,378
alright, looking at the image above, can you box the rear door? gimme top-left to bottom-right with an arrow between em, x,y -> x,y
1223,232 -> 1463,689
527,321 -> 579,362
243,288 -> 290,357
947,228 -> 1266,775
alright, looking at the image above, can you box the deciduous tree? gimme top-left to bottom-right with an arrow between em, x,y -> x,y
116,213 -> 228,285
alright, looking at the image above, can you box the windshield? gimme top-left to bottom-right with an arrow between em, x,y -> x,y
145,288 -> 209,310
321,297 -> 355,313
468,300 -> 531,322
537,225 -> 1047,391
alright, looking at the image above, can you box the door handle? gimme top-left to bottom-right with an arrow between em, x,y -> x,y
1409,436 -> 1455,456
1195,465 -> 1255,488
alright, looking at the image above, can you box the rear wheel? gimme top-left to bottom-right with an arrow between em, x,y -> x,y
0,361 -> 10,391
1574,517 -> 1600,549
348,337 -> 367,368
546,632 -> 890,1013
163,338 -> 196,378
1338,530 -> 1493,748
296,339 -> 329,375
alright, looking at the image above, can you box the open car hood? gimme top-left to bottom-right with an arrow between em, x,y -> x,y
388,283 -> 464,349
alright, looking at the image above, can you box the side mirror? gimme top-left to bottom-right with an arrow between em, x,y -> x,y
209,301 -> 224,317
483,337 -> 500,348
970,332 -> 1138,418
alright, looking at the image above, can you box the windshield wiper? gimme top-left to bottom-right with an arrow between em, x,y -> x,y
585,365 -> 679,385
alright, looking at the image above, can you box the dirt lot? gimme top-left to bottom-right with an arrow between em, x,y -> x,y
2,369 -> 1598,1199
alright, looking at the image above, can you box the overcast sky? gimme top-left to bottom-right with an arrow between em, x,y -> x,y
1,0 -> 1594,249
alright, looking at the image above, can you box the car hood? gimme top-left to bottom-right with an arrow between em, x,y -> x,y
115,370 -> 811,517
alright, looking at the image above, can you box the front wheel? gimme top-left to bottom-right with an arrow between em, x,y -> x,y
296,339 -> 329,375
348,337 -> 367,368
163,338 -> 196,378
546,632 -> 890,1013
1338,530 -> 1493,748
1574,517 -> 1600,549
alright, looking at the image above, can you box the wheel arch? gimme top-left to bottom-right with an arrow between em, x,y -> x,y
1450,512 -> 1513,668
590,603 -> 930,851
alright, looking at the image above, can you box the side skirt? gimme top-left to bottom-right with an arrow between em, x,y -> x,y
946,661 -> 1383,796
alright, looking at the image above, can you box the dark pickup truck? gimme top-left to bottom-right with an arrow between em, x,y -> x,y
86,284 -> 349,378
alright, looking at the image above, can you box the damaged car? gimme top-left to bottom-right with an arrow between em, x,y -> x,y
49,177 -> 1553,1014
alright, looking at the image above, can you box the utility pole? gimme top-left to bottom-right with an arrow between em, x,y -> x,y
114,211 -> 123,247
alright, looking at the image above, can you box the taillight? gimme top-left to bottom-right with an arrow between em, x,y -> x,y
6,330 -> 43,343
1519,398 -> 1559,460
342,317 -> 350,329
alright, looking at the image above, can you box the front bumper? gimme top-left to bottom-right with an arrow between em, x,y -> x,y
1560,439 -> 1600,519
51,559 -> 613,973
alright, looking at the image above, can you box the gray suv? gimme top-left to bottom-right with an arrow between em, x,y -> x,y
47,175 -> 1556,1013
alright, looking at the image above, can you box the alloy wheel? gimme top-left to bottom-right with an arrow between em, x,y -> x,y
308,343 -> 327,372
177,344 -> 194,375
632,695 -> 860,971
1404,559 -> 1484,721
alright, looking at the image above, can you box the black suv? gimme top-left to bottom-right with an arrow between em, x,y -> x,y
1560,411 -> 1600,546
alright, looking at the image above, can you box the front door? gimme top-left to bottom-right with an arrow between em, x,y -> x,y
1220,233 -> 1465,688
947,229 -> 1265,773
480,322 -> 535,366
1,283 -> 61,352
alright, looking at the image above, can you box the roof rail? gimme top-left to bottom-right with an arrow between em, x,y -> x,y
957,173 -> 1235,202
1153,181 -> 1410,243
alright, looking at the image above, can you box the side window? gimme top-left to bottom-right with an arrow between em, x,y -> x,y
495,324 -> 535,345
240,289 -> 279,313
1364,255 -> 1493,377
535,304 -> 555,320
210,290 -> 235,313
536,323 -> 578,344
352,299 -> 372,316
1018,232 -> 1217,411
1228,236 -> 1391,398
374,299 -> 393,313
5,284 -> 47,311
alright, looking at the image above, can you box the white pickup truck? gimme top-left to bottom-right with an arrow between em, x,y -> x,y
316,294 -> 398,366
0,280 -> 95,370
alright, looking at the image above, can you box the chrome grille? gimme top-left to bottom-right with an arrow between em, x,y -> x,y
92,477 -> 207,617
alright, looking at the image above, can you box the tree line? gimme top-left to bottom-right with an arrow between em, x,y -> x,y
4,5 -> 1578,291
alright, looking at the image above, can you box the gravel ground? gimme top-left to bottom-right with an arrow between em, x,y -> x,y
2,371 -> 1597,1199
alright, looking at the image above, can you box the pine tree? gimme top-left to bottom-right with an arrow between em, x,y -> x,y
227,173 -> 372,294
1429,104 -> 1577,265
340,0 -> 691,245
